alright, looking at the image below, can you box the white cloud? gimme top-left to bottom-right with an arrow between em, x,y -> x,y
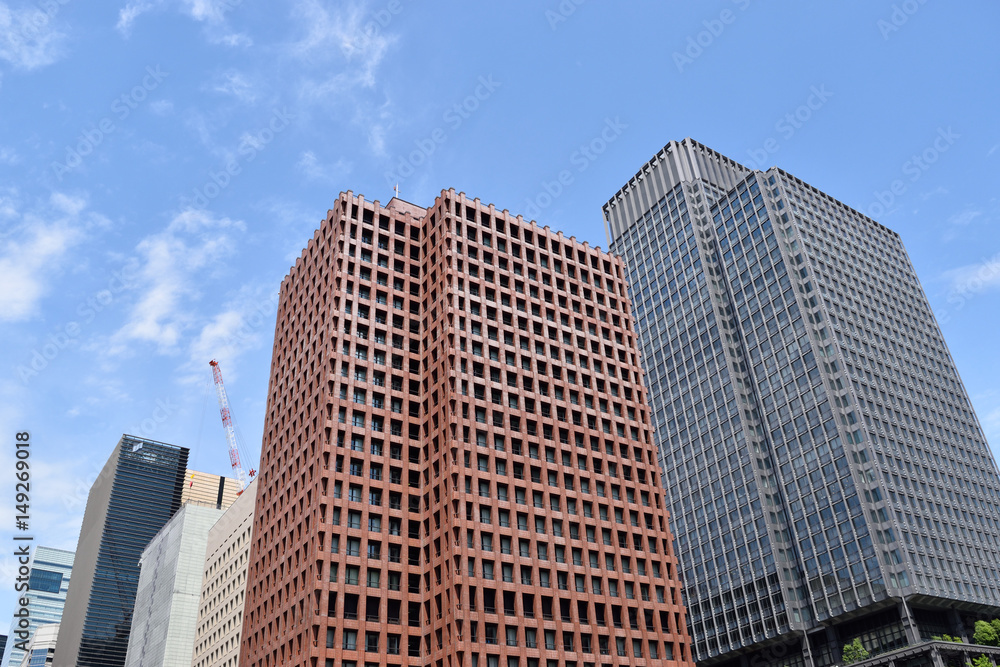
289,0 -> 396,91
207,69 -> 258,104
948,207 -> 983,227
0,145 -> 18,164
213,31 -> 251,47
184,0 -> 230,22
116,0 -> 243,37
918,186 -> 948,202
0,192 -> 105,322
297,150 -> 351,184
285,1 -> 398,160
149,99 -> 174,115
116,0 -> 158,35
112,209 -> 245,354
184,282 -> 280,380
0,1 -> 68,70
942,252 -> 1000,298
368,121 -> 387,156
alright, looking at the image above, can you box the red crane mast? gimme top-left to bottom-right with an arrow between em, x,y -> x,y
209,360 -> 255,492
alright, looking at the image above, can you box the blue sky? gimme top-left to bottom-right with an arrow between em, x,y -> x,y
0,0 -> 999,631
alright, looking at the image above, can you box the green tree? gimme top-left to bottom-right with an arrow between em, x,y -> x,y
968,654 -> 993,667
843,638 -> 870,665
974,621 -> 1000,647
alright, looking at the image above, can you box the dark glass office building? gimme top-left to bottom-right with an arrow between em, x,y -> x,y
52,435 -> 188,667
604,139 -> 1000,667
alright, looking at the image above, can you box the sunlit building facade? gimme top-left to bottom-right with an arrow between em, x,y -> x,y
605,139 -> 1000,667
239,191 -> 695,667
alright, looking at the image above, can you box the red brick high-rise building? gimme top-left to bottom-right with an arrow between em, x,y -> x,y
240,190 -> 695,667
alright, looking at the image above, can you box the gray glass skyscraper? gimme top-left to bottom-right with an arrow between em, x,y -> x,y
52,435 -> 189,667
604,139 -> 1000,667
1,546 -> 73,667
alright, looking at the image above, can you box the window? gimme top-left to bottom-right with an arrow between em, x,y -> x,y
27,569 -> 62,593
343,630 -> 358,650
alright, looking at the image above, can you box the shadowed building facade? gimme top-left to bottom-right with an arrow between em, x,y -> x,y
53,436 -> 189,667
239,191 -> 695,667
604,139 -> 1000,667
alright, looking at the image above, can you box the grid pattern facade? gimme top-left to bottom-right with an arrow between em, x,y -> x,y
124,503 -> 225,667
240,190 -> 694,667
52,435 -> 189,667
192,479 -> 257,667
1,546 -> 73,667
605,139 -> 1000,667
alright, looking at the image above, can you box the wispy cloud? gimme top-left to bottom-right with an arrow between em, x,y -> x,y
116,0 -> 158,36
207,69 -> 258,104
184,281 -> 279,380
297,150 -> 351,184
0,1 -> 68,70
918,186 -> 948,202
212,31 -> 251,47
0,145 -> 18,164
948,207 -> 983,227
116,0 -> 247,40
289,0 -> 397,93
285,1 -> 399,160
941,253 -> 1000,298
149,99 -> 174,116
111,209 -> 245,354
0,192 -> 106,322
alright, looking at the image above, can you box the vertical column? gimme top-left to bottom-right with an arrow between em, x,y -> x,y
802,630 -> 817,667
948,609 -> 967,642
898,599 -> 920,646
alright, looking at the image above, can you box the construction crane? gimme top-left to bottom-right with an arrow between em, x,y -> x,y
209,360 -> 256,493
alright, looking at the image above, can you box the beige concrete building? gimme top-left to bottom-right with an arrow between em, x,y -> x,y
16,623 -> 58,667
124,503 -> 226,667
181,469 -> 241,509
191,478 -> 256,667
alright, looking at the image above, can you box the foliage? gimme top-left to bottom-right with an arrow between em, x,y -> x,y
968,654 -> 993,667
974,621 -> 1000,647
843,638 -> 870,665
